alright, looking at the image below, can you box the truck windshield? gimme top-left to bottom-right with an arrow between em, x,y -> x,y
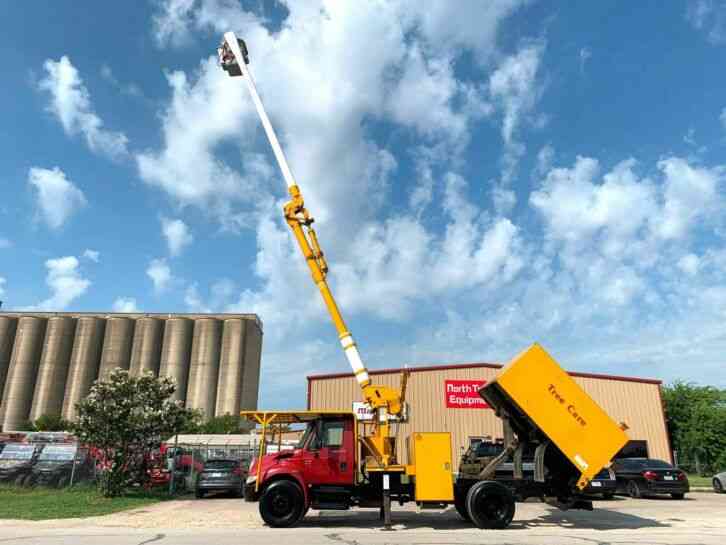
296,422 -> 316,449
39,446 -> 77,461
0,444 -> 35,460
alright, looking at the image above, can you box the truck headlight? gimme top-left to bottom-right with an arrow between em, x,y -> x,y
246,475 -> 257,485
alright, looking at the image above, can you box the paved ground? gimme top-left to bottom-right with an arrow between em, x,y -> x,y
1,492 -> 724,545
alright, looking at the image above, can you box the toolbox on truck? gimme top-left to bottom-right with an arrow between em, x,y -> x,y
479,343 -> 629,491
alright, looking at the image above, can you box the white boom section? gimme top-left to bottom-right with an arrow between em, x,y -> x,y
223,32 -> 296,190
222,32 -> 370,389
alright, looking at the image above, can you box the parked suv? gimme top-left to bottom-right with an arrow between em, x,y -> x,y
30,444 -> 91,488
0,443 -> 42,486
612,458 -> 689,499
196,459 -> 245,498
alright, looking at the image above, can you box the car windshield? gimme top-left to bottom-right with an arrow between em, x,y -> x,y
39,446 -> 76,461
0,444 -> 35,460
204,460 -> 238,470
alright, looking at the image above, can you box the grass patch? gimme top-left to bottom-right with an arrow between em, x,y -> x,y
0,484 -> 176,520
686,474 -> 714,488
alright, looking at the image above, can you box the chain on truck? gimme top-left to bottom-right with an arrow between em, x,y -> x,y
217,32 -> 630,530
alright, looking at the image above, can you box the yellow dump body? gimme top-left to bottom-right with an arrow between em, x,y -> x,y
484,344 -> 629,489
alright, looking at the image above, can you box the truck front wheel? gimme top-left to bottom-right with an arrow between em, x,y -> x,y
465,480 -> 515,529
259,479 -> 305,528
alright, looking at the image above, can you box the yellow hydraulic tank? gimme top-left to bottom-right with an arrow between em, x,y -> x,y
409,432 -> 454,502
491,343 -> 629,487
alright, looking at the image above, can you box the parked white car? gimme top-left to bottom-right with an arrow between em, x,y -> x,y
713,472 -> 726,493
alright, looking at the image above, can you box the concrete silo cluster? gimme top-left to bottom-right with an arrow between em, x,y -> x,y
0,312 -> 262,432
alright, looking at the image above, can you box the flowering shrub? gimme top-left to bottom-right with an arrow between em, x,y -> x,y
74,369 -> 198,497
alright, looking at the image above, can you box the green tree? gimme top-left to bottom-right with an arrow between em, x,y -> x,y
32,413 -> 72,431
200,414 -> 246,434
662,381 -> 726,474
73,369 -> 196,497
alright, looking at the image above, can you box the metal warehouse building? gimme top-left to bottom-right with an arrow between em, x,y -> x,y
307,362 -> 670,472
0,312 -> 262,432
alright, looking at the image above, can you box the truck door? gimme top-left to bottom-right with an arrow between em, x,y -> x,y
302,418 -> 354,486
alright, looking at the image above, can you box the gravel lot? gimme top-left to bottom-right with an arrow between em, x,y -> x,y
1,491 -> 724,544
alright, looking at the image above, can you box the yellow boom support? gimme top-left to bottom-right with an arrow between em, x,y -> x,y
219,32 -> 403,467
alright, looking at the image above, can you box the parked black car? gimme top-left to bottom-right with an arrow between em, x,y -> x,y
612,458 -> 689,499
0,443 -> 42,486
30,444 -> 91,488
583,466 -> 617,499
196,459 -> 245,498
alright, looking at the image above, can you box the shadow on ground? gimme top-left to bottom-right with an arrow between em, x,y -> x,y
297,505 -> 669,531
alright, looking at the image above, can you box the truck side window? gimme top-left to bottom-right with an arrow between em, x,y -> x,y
322,421 -> 344,449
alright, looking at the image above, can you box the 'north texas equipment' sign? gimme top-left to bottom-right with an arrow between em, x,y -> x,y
445,379 -> 490,408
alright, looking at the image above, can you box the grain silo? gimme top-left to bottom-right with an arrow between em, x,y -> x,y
159,317 -> 194,404
61,316 -> 106,421
29,316 -> 76,420
129,317 -> 164,376
215,318 -> 246,416
0,316 -> 18,403
98,317 -> 134,380
186,318 -> 223,419
0,312 -> 262,431
0,316 -> 47,431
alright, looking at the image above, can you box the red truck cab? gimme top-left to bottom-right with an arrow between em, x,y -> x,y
244,412 -> 360,526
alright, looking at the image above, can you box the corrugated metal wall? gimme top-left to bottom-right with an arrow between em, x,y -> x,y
0,312 -> 263,431
309,365 -> 670,472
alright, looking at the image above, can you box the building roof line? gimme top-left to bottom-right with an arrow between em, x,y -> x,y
307,361 -> 662,385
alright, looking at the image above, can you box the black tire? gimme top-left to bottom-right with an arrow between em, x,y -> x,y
465,480 -> 515,530
713,478 -> 723,494
454,488 -> 471,521
195,488 -> 205,499
57,476 -> 70,489
259,479 -> 305,528
671,493 -> 685,500
15,474 -> 29,487
627,480 -> 642,499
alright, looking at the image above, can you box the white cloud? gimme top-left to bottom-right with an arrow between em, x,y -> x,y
0,237 -> 10,249
146,258 -> 173,292
28,167 -> 87,229
112,297 -> 139,312
488,41 -> 546,202
686,1 -> 726,44
678,253 -> 701,276
82,249 -> 100,262
161,217 -> 193,256
100,64 -> 145,99
579,47 -> 592,73
32,256 -> 91,310
38,56 -> 129,159
0,277 -> 5,299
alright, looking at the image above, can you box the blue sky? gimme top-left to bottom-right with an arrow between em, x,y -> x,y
1,1 -> 726,408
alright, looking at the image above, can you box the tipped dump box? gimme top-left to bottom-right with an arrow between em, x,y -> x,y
480,343 -> 629,490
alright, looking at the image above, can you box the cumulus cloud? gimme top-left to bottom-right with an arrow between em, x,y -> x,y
146,258 -> 173,292
28,167 -> 87,229
161,217 -> 193,256
686,0 -> 726,44
82,249 -> 100,262
32,256 -> 91,310
38,56 -> 128,159
112,297 -> 139,312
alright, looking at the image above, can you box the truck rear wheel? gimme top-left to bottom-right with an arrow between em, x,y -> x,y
465,480 -> 515,529
259,479 -> 305,528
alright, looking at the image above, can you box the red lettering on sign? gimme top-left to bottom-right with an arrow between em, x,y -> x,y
444,380 -> 490,409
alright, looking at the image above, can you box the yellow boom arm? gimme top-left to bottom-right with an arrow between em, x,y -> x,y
219,33 -> 404,463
